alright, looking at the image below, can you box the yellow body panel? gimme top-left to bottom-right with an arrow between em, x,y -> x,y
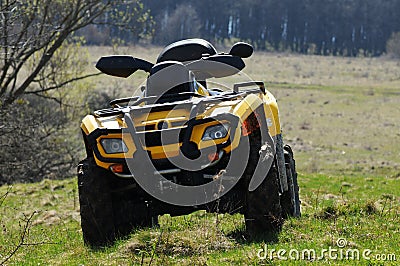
133,109 -> 189,127
262,90 -> 281,136
81,88 -> 281,169
233,92 -> 281,137
81,115 -> 101,135
94,157 -> 114,170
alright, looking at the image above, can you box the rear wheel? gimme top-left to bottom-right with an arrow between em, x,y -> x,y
280,145 -> 301,218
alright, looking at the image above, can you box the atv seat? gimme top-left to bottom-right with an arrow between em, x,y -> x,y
157,39 -> 217,63
145,61 -> 197,101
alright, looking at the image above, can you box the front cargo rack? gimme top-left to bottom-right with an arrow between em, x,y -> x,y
94,82 -> 265,118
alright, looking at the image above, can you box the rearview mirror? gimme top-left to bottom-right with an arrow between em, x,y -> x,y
229,42 -> 254,58
186,54 -> 245,79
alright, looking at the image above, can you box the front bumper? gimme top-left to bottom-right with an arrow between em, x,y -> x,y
86,111 -> 240,176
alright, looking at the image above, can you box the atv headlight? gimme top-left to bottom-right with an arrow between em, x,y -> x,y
202,124 -> 230,141
100,138 -> 128,154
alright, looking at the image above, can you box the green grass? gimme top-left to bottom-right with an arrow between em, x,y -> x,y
0,174 -> 398,265
1,46 -> 400,264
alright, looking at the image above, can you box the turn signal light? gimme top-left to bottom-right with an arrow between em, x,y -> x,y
110,164 -> 124,173
208,152 -> 219,162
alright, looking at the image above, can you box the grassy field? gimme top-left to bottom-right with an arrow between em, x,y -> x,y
1,46 -> 399,265
87,46 -> 400,176
1,174 -> 398,265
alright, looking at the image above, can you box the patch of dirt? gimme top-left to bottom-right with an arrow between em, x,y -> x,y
33,210 -> 61,226
323,194 -> 339,200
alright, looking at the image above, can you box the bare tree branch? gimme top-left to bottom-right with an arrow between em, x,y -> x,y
26,72 -> 102,94
0,210 -> 59,264
0,186 -> 12,208
0,211 -> 36,265
0,0 -> 120,107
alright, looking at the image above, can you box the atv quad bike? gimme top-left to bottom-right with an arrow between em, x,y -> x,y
78,39 -> 300,247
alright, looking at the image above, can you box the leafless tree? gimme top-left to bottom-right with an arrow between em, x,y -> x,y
0,0 -> 150,184
0,0 -> 146,108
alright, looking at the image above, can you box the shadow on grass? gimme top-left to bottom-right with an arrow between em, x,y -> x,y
227,228 -> 280,244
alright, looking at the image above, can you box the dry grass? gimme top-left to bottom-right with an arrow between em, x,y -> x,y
86,45 -> 400,176
246,52 -> 400,90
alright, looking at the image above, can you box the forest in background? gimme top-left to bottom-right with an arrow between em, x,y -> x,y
82,0 -> 400,57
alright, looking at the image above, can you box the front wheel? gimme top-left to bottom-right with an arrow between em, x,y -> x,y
78,158 -> 115,248
245,165 -> 283,236
78,158 -> 158,248
243,132 -> 283,236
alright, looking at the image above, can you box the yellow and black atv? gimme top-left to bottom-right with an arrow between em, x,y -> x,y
78,39 -> 300,247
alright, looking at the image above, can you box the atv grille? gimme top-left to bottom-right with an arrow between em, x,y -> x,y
170,121 -> 186,127
135,121 -> 185,133
145,124 -> 156,131
137,128 -> 186,147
